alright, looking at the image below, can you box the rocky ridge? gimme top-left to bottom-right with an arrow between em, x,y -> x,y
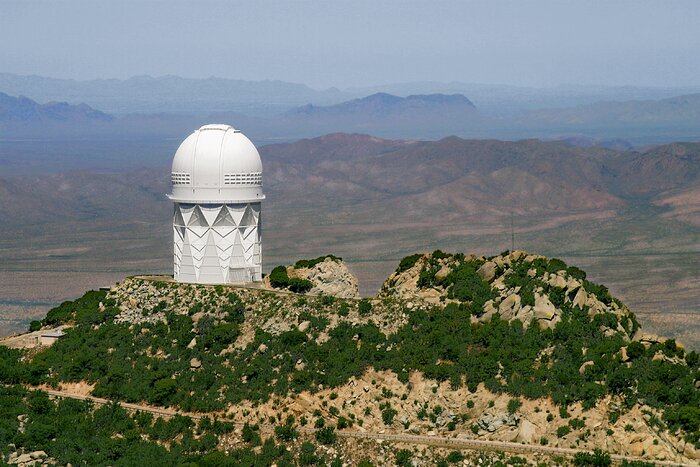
7,250 -> 700,465
380,250 -> 641,338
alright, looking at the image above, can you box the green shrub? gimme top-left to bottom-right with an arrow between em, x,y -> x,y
315,426 -> 337,445
507,398 -> 522,415
569,418 -> 585,430
395,449 -> 412,467
288,278 -> 313,293
269,266 -> 313,293
382,407 -> 398,426
573,449 -> 611,467
626,341 -> 646,360
358,299 -> 372,315
274,423 -> 298,441
295,255 -> 342,269
396,254 -> 423,273
269,266 -> 290,288
242,423 -> 261,446
546,258 -> 567,273
556,425 -> 571,437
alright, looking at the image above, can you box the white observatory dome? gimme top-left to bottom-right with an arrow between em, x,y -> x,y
169,124 -> 264,203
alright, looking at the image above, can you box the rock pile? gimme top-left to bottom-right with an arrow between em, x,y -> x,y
380,250 -> 640,338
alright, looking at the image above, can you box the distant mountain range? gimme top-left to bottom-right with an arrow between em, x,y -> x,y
1,89 -> 700,144
286,92 -> 477,118
0,73 -> 345,115
2,72 -> 699,116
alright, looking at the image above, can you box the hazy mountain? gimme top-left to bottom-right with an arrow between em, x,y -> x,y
286,93 -> 477,118
522,93 -> 700,127
0,92 -> 112,123
4,72 -> 699,117
0,73 -> 347,115
272,93 -> 483,139
347,81 -> 700,114
2,86 -> 700,145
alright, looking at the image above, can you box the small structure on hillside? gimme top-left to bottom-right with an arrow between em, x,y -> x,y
39,329 -> 65,346
169,124 -> 265,284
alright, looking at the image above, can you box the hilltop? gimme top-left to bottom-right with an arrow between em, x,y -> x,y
1,252 -> 698,466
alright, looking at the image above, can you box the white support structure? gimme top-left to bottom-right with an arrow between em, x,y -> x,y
168,124 -> 265,284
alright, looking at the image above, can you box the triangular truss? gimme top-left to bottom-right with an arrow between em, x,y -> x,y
173,202 -> 262,284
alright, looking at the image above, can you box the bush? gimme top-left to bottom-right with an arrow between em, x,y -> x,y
336,416 -> 350,429
556,425 -> 571,438
274,423 -> 298,441
315,426 -> 337,445
507,398 -> 522,415
242,423 -> 261,446
396,254 -> 423,273
288,278 -> 313,293
295,255 -> 342,269
446,451 -> 465,463
573,449 -> 612,467
569,418 -> 585,430
626,341 -> 645,360
269,266 -> 289,288
358,299 -> 372,315
152,378 -> 177,405
395,449 -> 412,467
269,265 -> 313,293
381,407 -> 398,426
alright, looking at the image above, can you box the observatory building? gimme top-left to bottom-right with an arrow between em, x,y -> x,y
169,124 -> 264,284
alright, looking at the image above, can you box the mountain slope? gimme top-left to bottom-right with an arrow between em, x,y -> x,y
521,93 -> 700,127
1,251 -> 698,465
0,73 -> 346,114
0,92 -> 113,122
286,93 -> 477,118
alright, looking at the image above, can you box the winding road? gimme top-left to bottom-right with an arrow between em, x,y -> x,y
37,387 -> 694,467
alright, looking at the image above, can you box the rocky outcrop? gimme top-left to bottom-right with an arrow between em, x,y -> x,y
477,411 -> 520,432
378,250 -> 639,339
290,257 -> 359,298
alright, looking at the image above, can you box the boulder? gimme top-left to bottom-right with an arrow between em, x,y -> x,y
579,361 -> 594,375
187,337 -> 197,349
477,262 -> 498,282
298,321 -> 311,332
189,358 -> 202,369
514,418 -> 538,444
634,332 -> 666,347
498,293 -> 521,320
548,275 -> 567,289
619,346 -> 630,362
477,412 -> 519,432
13,453 -> 33,464
533,294 -> 561,329
435,265 -> 452,281
258,343 -> 268,354
572,288 -> 588,309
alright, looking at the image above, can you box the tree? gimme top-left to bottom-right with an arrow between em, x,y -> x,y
315,426 -> 337,445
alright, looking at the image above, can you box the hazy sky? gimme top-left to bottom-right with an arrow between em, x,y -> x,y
1,0 -> 699,89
